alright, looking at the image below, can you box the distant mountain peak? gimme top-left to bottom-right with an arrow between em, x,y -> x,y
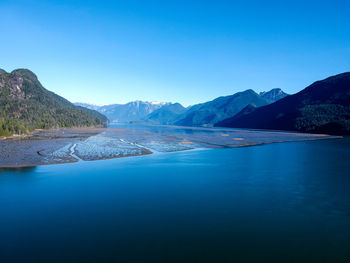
173,89 -> 271,127
216,72 -> 350,135
11,68 -> 38,81
144,103 -> 186,125
75,102 -> 107,106
75,101 -> 170,123
151,101 -> 168,105
259,88 -> 288,102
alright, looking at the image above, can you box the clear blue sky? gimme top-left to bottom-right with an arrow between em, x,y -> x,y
1,0 -> 350,106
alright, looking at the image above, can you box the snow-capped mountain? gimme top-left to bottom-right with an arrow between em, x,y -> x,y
75,101 -> 170,123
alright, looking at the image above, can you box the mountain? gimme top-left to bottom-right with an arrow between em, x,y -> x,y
230,104 -> 258,120
75,106 -> 109,125
215,72 -> 350,135
145,103 -> 187,124
174,89 -> 280,127
0,69 -> 108,136
75,101 -> 169,123
77,89 -> 287,126
260,88 -> 289,102
74,102 -> 102,111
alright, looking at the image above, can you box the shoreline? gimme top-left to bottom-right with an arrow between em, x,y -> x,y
0,126 -> 107,140
0,125 -> 343,170
0,125 -> 341,169
0,151 -> 155,169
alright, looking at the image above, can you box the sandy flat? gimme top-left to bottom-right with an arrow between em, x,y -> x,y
0,125 -> 340,168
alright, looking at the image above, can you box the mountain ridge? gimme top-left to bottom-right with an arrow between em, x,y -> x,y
0,69 -> 108,136
215,72 -> 350,135
144,103 -> 187,124
259,88 -> 288,102
173,89 -> 286,127
75,101 -> 170,123
77,88 -> 288,126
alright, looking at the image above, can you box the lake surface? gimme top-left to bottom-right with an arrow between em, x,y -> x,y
1,137 -> 350,262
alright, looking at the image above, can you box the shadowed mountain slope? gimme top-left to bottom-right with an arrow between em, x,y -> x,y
145,103 -> 187,124
174,89 -> 276,127
216,72 -> 350,135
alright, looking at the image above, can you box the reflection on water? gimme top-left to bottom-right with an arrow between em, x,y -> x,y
0,137 -> 350,263
0,167 -> 37,185
0,166 -> 37,174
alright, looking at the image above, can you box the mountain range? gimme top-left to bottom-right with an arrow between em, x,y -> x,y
173,89 -> 288,127
75,101 -> 169,123
3,67 -> 349,136
145,103 -> 187,124
216,72 -> 350,135
259,88 -> 288,102
0,69 -> 108,136
78,88 -> 288,126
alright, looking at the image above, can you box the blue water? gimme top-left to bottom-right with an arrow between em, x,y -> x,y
1,138 -> 350,263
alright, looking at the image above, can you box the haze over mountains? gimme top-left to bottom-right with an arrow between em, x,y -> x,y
146,103 -> 187,125
77,88 -> 288,126
75,101 -> 169,123
76,71 -> 350,136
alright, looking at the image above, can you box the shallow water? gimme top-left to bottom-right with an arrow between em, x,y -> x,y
1,123 -> 336,167
1,137 -> 350,263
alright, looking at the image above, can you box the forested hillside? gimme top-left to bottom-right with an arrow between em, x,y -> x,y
216,72 -> 350,135
0,69 -> 108,136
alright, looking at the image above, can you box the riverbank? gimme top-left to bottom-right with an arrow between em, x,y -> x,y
0,124 -> 340,168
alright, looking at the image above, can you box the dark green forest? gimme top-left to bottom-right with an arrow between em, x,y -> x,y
0,69 -> 108,136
